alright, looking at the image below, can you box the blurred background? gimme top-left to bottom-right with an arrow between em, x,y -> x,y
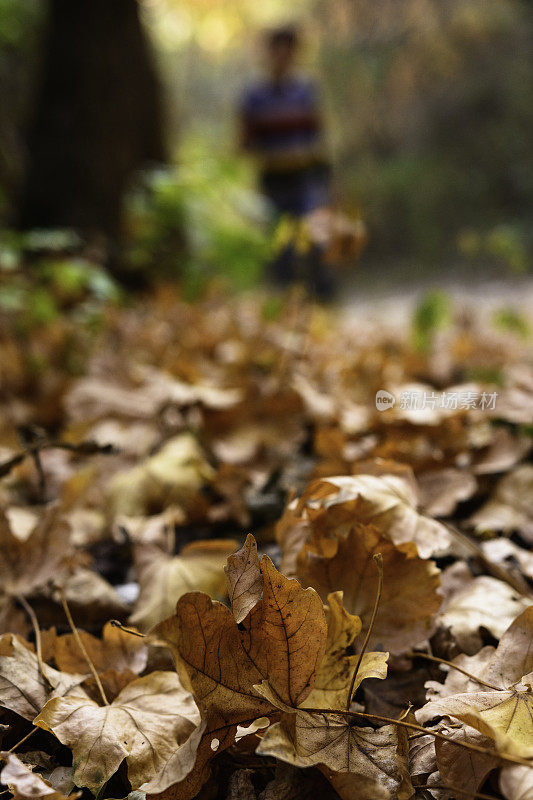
0,0 -> 532,302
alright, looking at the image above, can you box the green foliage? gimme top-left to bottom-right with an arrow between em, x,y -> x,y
493,307 -> 531,339
123,136 -> 272,292
412,289 -> 452,353
0,230 -> 121,332
457,224 -> 530,274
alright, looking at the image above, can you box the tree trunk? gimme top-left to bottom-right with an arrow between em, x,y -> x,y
18,0 -> 166,239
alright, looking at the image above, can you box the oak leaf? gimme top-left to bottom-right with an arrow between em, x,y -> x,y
34,671 -> 202,794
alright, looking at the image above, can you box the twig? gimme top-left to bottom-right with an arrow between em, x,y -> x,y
407,651 -> 500,691
0,440 -> 118,480
17,595 -> 50,688
346,552 -> 383,710
59,587 -> 109,705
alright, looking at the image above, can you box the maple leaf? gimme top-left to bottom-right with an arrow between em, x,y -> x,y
150,544 -> 328,797
34,671 -> 203,794
0,753 -> 80,800
130,539 -> 237,631
277,475 -> 451,567
418,606 -> 533,757
224,533 -> 263,623
54,620 -> 148,675
0,633 -> 85,721
296,523 -> 441,653
256,708 -> 402,799
300,591 -> 388,710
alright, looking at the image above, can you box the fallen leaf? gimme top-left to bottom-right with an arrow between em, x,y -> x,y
224,534 -> 263,623
254,556 -> 327,707
0,753 -> 80,800
34,671 -> 202,794
54,620 -> 148,675
130,539 -> 237,631
301,591 -> 388,709
106,433 -> 215,520
0,633 -> 86,720
418,606 -> 533,757
438,564 -> 531,654
257,709 -> 401,799
500,764 -> 533,800
297,523 -> 441,653
468,465 -> 533,541
0,505 -> 73,626
277,475 -> 451,566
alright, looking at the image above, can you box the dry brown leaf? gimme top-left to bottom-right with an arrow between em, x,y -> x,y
149,547 -> 328,797
301,591 -> 387,709
150,592 -> 275,799
418,606 -> 533,757
224,534 -> 263,623
277,475 -> 451,565
34,671 -> 203,794
0,505 -> 72,606
106,433 -> 215,520
130,539 -> 237,631
433,724 -> 498,797
500,764 -> 533,800
256,709 -> 401,799
468,465 -> 533,541
0,633 -> 86,720
297,523 -> 441,653
0,753 -> 80,800
54,620 -> 147,675
438,564 -> 531,654
417,467 -> 477,517
254,556 -> 327,707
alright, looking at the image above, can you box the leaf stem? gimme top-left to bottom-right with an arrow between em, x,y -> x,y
7,727 -> 38,753
17,595 -> 49,687
59,587 -> 109,705
346,552 -> 383,710
109,620 -> 146,638
407,650 -> 501,691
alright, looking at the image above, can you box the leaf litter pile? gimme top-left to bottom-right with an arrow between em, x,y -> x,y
1,287 -> 533,800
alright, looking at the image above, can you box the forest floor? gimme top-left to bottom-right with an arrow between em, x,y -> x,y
0,270 -> 532,800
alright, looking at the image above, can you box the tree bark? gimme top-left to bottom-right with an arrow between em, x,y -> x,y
18,0 -> 166,238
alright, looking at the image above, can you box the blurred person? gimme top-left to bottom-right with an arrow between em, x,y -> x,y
239,25 -> 335,299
